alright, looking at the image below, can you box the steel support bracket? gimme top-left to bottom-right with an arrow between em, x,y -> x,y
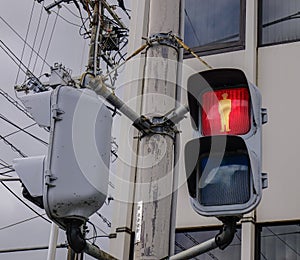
134,116 -> 179,140
151,116 -> 179,139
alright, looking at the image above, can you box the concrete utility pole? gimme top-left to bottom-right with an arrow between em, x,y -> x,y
133,1 -> 183,259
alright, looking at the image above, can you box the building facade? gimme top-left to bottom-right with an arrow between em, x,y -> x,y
177,0 -> 300,259
110,0 -> 300,259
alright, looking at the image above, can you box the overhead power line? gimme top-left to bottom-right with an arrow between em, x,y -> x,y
16,0 -> 36,84
0,244 -> 67,254
0,15 -> 53,74
0,40 -> 37,80
0,165 -> 12,170
0,134 -> 27,158
1,182 -> 51,224
0,113 -> 48,146
33,11 -> 50,73
0,214 -> 46,231
0,169 -> 15,176
0,160 -> 14,175
40,7 -> 60,74
0,161 -> 12,170
0,158 -> 11,168
3,123 -> 37,139
51,10 -> 82,27
27,0 -> 45,74
0,88 -> 34,120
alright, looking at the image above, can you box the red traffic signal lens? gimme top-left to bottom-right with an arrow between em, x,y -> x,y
201,88 -> 250,136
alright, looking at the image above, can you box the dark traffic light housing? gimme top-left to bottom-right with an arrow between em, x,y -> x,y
185,68 -> 268,217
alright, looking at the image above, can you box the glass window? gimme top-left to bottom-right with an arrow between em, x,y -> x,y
184,0 -> 245,56
259,0 -> 300,46
175,227 -> 241,259
256,222 -> 300,259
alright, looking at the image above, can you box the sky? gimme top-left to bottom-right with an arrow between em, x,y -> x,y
0,0 -> 130,259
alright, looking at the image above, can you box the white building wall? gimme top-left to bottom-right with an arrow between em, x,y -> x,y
257,42 -> 300,222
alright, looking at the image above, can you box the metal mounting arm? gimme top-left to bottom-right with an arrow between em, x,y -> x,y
85,75 -> 188,136
66,220 -> 117,260
85,75 -> 153,135
169,217 -> 238,260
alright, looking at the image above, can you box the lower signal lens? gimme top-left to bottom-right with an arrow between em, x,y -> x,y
199,154 -> 250,206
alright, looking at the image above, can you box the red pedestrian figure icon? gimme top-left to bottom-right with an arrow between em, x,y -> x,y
218,93 -> 231,132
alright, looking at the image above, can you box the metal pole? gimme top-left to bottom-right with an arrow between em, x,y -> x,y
67,247 -> 84,260
87,76 -> 142,123
47,222 -> 59,260
169,0 -> 185,252
87,1 -> 99,74
133,1 -> 182,259
170,238 -> 218,260
84,243 -> 117,260
0,244 -> 67,254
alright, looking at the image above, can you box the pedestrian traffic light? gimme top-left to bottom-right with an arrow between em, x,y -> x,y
14,85 -> 112,229
185,68 -> 268,217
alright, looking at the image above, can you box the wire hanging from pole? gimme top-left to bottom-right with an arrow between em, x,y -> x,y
0,134 -> 27,158
40,6 -> 60,75
27,1 -> 45,74
0,88 -> 34,120
3,123 -> 37,139
0,40 -> 32,77
0,16 -> 53,73
0,113 -> 48,146
15,0 -> 36,85
1,182 -> 51,224
33,13 -> 50,73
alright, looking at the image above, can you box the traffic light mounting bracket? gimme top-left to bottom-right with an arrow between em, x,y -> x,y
170,217 -> 239,259
86,73 -> 189,138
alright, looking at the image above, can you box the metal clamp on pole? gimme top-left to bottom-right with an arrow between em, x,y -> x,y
147,32 -> 181,50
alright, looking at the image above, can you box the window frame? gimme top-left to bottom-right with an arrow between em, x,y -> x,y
184,0 -> 246,58
258,0 -> 300,47
255,220 -> 300,260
